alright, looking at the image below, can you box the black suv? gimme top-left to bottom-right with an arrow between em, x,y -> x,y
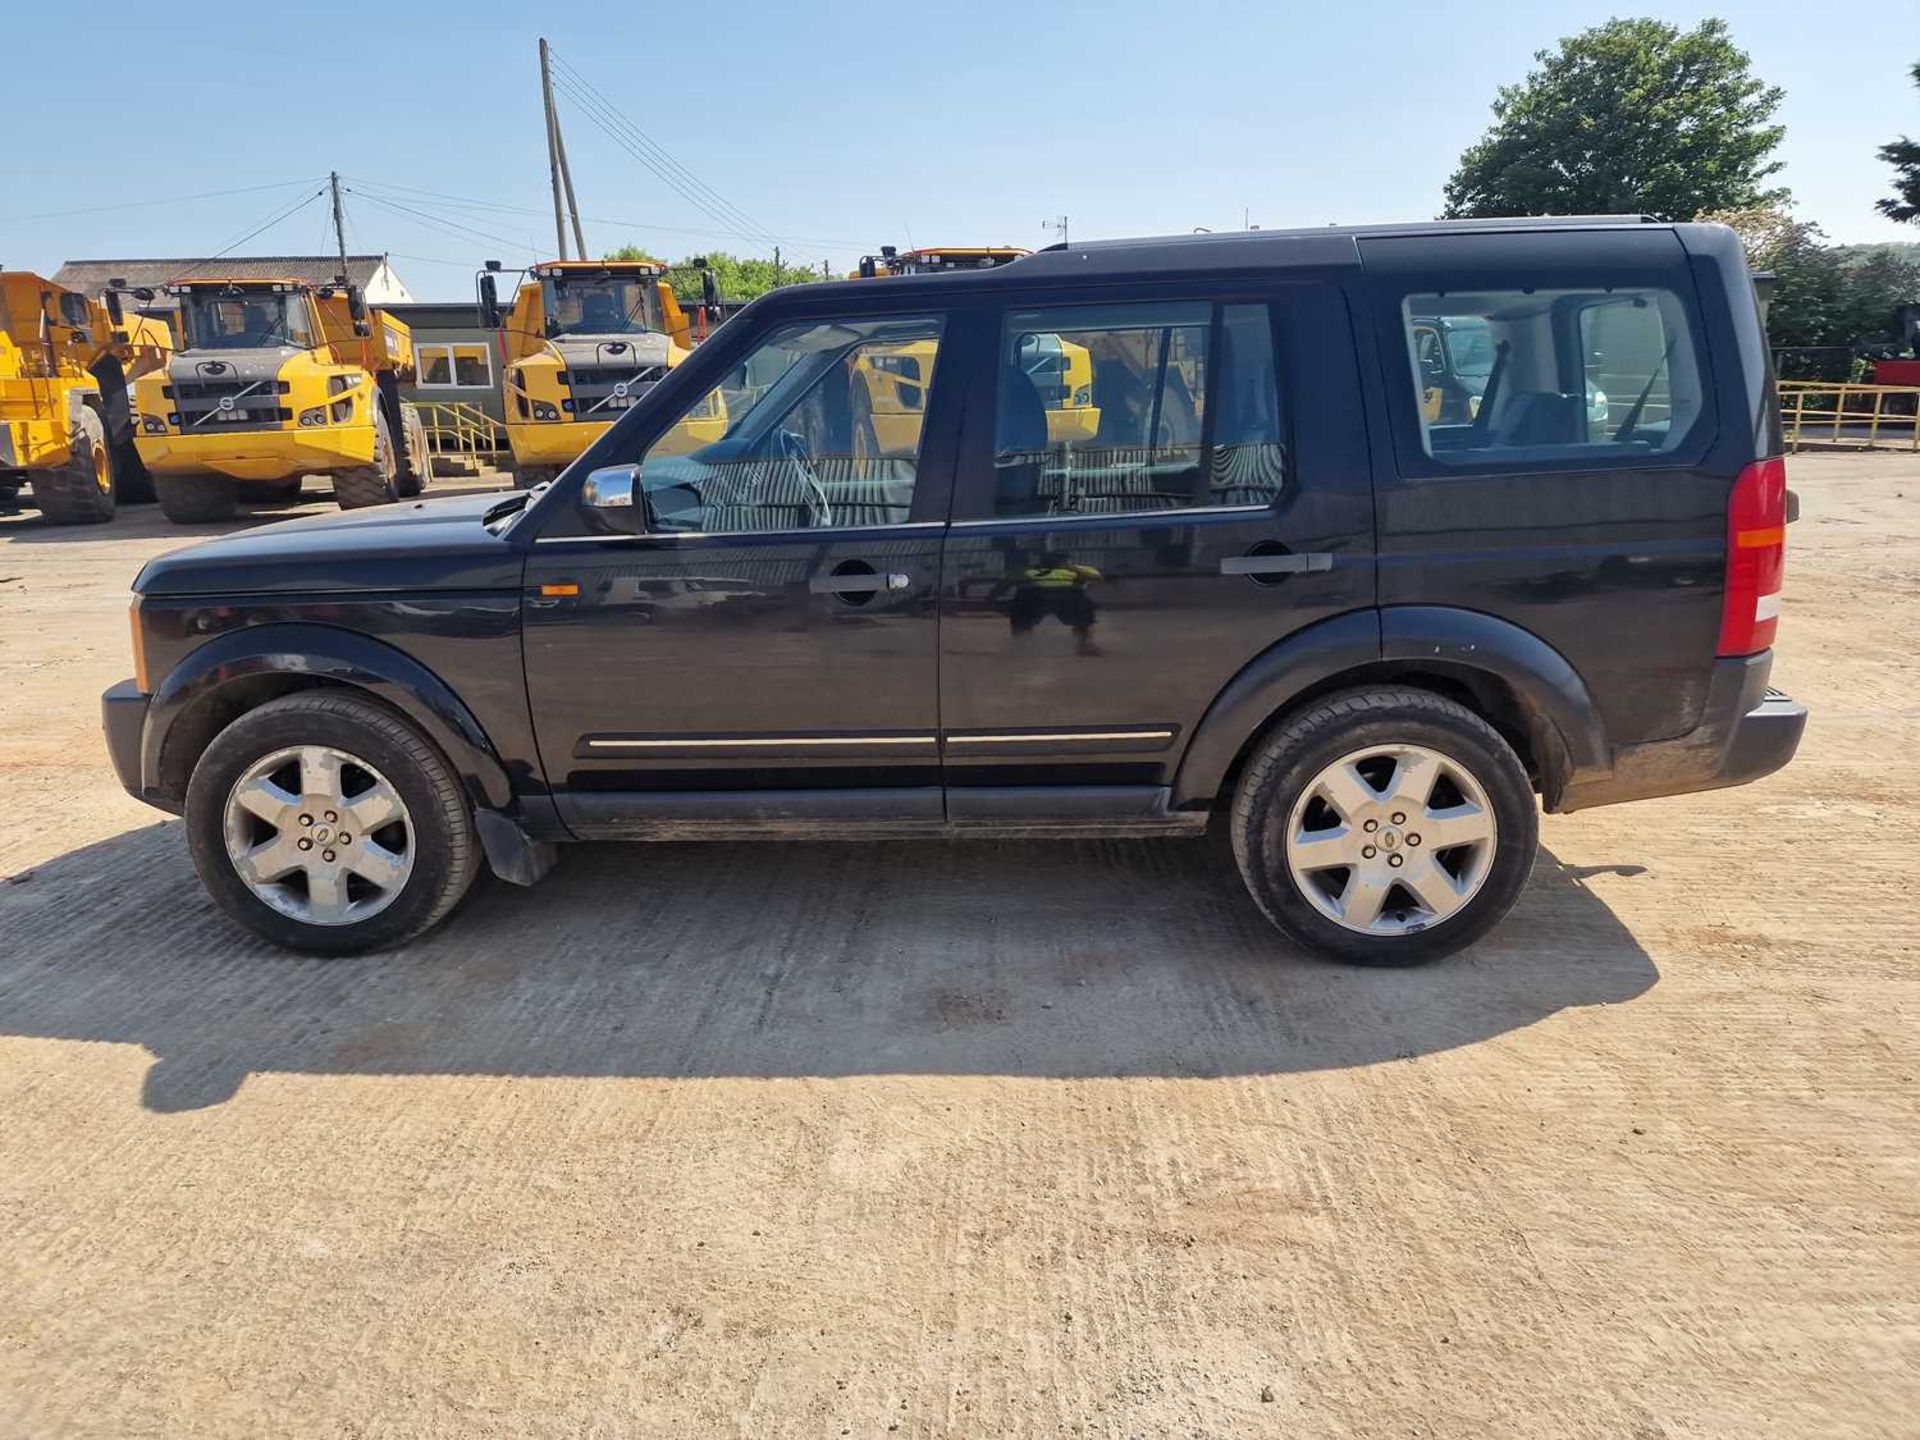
103,217 -> 1806,962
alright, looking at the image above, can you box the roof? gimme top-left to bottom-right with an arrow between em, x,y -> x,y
52,255 -> 395,298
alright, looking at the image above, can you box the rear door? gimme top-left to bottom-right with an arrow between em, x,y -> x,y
1359,228 -> 1726,744
936,280 -> 1374,817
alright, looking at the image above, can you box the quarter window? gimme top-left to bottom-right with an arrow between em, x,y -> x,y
634,315 -> 944,534
990,301 -> 1287,519
416,342 -> 493,389
1402,287 -> 1703,463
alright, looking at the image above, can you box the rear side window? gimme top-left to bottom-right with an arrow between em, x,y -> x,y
990,301 -> 1288,518
1402,287 -> 1704,465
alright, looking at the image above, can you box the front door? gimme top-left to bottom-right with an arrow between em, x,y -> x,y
523,311 -> 956,833
937,285 -> 1374,818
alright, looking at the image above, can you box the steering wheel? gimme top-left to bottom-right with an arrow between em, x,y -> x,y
771,428 -> 833,528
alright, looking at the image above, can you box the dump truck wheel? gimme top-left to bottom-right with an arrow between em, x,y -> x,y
334,410 -> 400,510
395,404 -> 428,498
155,473 -> 237,524
113,445 -> 156,504
512,464 -> 558,491
261,477 -> 305,504
30,406 -> 116,525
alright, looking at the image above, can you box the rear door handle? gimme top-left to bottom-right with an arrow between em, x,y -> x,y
1219,552 -> 1333,577
809,572 -> 912,594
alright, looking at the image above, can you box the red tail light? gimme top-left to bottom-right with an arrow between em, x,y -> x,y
1718,457 -> 1787,656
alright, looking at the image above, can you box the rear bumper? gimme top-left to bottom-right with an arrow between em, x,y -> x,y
101,679 -> 177,813
1557,653 -> 1807,812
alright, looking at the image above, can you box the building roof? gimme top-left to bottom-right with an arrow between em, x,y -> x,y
52,254 -> 400,299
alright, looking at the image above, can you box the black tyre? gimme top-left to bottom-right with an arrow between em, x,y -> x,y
395,403 -> 428,498
184,691 -> 479,954
333,409 -> 399,509
30,405 -> 116,524
511,463 -> 558,491
154,472 -> 237,523
259,477 -> 305,504
1230,687 -> 1538,965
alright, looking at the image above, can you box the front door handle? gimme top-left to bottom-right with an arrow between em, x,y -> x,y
809,571 -> 912,595
1219,552 -> 1333,577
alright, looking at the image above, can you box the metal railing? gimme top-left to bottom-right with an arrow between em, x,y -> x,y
412,400 -> 509,470
1778,381 -> 1920,453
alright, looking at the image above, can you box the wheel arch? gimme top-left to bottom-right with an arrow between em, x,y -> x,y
1172,606 -> 1611,813
143,624 -> 513,812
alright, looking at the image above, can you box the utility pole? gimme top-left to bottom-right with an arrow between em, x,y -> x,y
539,38 -> 574,260
329,171 -> 350,279
772,246 -> 781,287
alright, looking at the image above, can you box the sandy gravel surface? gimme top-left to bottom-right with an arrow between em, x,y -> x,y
0,457 -> 1913,1438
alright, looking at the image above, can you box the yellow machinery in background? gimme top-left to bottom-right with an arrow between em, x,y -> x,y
850,245 -> 1098,451
129,276 -> 427,523
483,258 -> 718,488
0,271 -> 172,524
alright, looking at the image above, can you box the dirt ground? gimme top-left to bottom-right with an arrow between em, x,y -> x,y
0,457 -> 1913,1439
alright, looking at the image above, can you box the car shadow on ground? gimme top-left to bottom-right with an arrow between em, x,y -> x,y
0,824 -> 1657,1111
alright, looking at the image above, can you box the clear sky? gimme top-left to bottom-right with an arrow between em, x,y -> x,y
3,1 -> 1913,300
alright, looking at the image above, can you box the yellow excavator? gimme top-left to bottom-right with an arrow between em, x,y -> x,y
128,275 -> 427,523
0,271 -> 172,524
483,258 -> 726,488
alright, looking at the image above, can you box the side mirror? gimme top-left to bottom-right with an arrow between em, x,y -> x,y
346,285 -> 368,323
581,463 -> 644,534
104,290 -> 125,325
479,273 -> 502,330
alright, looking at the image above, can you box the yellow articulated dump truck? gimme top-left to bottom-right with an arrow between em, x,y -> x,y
0,271 -> 172,524
482,259 -> 716,489
129,276 -> 428,523
850,245 -> 1099,449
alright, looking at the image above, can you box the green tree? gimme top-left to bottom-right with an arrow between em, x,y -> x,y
1443,18 -> 1787,221
604,246 -> 827,304
1703,207 -> 1920,352
1877,61 -> 1920,223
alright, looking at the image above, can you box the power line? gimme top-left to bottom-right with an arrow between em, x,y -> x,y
547,49 -> 772,242
0,177 -> 327,227
347,174 -> 869,252
546,52 -> 778,247
158,187 -> 329,288
352,189 -> 535,253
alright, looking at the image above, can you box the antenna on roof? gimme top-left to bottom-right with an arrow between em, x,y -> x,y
1042,215 -> 1069,248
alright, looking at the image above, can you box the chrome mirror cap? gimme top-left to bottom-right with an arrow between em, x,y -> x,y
582,464 -> 638,509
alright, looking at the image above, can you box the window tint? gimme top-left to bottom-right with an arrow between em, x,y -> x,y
991,301 -> 1286,519
636,315 -> 943,534
1402,287 -> 1703,463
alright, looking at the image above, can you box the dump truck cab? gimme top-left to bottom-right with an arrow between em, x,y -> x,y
0,270 -> 171,524
851,246 -> 1098,446
487,259 -> 708,488
130,276 -> 425,522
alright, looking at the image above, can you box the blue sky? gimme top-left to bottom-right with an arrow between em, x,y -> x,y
3,2 -> 1914,300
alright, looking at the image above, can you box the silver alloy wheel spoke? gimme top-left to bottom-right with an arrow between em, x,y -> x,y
221,744 -> 415,928
1284,742 -> 1500,938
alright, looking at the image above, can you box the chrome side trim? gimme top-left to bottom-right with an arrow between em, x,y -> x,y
947,504 -> 1274,531
536,521 -> 947,546
587,735 -> 938,749
945,729 -> 1175,745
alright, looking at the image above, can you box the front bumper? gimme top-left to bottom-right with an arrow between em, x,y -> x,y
507,419 -> 610,468
134,424 -> 376,483
102,679 -> 175,811
1557,652 -> 1807,812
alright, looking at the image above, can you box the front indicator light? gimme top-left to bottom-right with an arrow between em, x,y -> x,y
298,406 -> 328,427
140,415 -> 168,434
129,601 -> 151,694
532,402 -> 560,422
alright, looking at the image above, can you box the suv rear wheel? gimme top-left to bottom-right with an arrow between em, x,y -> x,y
184,691 -> 479,954
1231,687 -> 1537,964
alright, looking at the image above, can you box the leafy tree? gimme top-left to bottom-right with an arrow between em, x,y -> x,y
1443,19 -> 1787,221
1877,61 -> 1920,223
604,246 -> 826,304
1702,206 -> 1920,352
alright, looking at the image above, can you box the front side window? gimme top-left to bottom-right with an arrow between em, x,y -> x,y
634,314 -> 944,534
990,301 -> 1287,519
1402,287 -> 1704,464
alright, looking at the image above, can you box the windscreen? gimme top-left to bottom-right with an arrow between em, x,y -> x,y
542,277 -> 664,337
180,291 -> 314,350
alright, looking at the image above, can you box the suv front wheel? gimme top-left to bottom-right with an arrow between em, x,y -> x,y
1231,688 -> 1538,964
184,692 -> 479,953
